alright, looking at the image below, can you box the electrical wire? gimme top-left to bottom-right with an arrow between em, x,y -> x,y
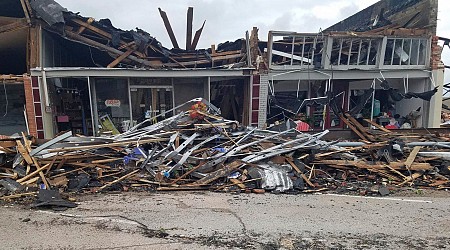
88,46 -> 103,67
2,80 -> 8,117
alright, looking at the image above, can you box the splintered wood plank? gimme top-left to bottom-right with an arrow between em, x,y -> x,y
398,172 -> 422,186
47,137 -> 167,152
158,8 -> 179,48
316,160 -> 432,171
211,44 -> 216,56
107,49 -> 134,68
0,140 -> 17,148
191,20 -> 206,50
340,114 -> 368,141
345,113 -> 375,141
171,162 -> 206,184
230,178 -> 246,189
363,119 -> 392,133
16,140 -> 33,165
0,192 -> 37,200
405,146 -> 422,170
186,7 -> 193,50
17,163 -> 50,184
194,161 -> 242,185
286,158 -> 314,187
71,18 -> 112,39
97,169 -> 139,192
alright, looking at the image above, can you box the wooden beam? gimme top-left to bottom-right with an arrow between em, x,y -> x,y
363,118 -> 392,133
163,52 -> 242,67
339,114 -> 369,142
186,7 -> 193,50
97,169 -> 139,192
64,29 -> 156,68
345,113 -> 375,141
107,49 -> 134,68
19,0 -> 30,24
29,26 -> 40,69
194,161 -> 242,185
191,20 -> 206,50
211,44 -> 216,56
17,163 -> 50,184
71,18 -> 113,40
158,8 -> 179,49
0,19 -> 28,33
405,146 -> 422,170
0,192 -> 36,200
286,158 -> 315,187
47,136 -> 168,153
77,17 -> 95,34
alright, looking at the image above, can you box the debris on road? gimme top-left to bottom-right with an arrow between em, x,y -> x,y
0,98 -> 449,207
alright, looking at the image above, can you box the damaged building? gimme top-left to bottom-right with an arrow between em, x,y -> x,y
262,0 -> 444,131
0,0 -> 445,139
0,0 -> 255,139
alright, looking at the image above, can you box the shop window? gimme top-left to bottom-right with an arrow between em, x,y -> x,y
95,78 -> 130,134
48,78 -> 93,136
0,83 -> 27,135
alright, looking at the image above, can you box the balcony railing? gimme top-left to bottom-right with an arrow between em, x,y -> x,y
267,31 -> 430,70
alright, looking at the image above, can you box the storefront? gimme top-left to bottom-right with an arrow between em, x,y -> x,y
30,68 -> 252,138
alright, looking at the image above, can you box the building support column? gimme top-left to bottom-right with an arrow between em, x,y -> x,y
258,74 -> 269,128
427,69 -> 444,127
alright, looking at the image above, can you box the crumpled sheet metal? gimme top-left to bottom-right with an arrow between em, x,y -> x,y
252,164 -> 293,192
30,0 -> 67,25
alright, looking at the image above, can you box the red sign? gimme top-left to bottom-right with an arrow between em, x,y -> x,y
105,99 -> 121,107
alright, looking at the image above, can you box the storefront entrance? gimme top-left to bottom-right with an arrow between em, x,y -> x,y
129,86 -> 173,124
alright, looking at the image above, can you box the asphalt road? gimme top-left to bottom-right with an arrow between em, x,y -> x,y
1,191 -> 450,249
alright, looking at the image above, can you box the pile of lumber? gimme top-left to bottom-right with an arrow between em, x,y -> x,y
1,99 -> 449,206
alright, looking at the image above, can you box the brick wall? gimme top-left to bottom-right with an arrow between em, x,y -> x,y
431,36 -> 444,70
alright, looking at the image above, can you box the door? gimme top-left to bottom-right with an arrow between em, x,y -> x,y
129,87 -> 173,124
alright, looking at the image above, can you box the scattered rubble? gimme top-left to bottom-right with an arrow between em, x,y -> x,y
0,98 -> 449,209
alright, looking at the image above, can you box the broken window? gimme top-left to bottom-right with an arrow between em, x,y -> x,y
330,37 -> 380,67
269,33 -> 324,68
383,38 -> 428,66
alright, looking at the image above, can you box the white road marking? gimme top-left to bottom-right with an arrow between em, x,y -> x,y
322,193 -> 433,203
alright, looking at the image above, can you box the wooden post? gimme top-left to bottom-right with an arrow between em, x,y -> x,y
186,7 -> 193,50
158,8 -> 180,49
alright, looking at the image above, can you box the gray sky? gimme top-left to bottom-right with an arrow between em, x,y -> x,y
56,0 -> 450,81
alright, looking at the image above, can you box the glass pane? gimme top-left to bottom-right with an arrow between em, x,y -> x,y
95,78 -> 130,134
384,39 -> 395,65
130,88 -> 173,124
418,39 -> 427,65
410,39 -> 420,65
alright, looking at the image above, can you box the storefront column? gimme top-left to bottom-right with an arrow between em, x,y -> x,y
258,74 -> 269,128
207,76 -> 211,102
428,69 -> 444,127
87,77 -> 96,136
90,78 -> 99,136
37,76 -> 54,139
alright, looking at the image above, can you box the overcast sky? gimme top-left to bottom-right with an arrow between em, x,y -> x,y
56,0 -> 450,81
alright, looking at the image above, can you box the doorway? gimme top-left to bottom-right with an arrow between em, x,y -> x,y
129,86 -> 173,125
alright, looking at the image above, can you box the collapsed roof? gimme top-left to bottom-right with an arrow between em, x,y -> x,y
28,0 -> 247,69
326,0 -> 438,35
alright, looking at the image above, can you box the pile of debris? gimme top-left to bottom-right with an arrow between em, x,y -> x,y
1,98 -> 449,208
